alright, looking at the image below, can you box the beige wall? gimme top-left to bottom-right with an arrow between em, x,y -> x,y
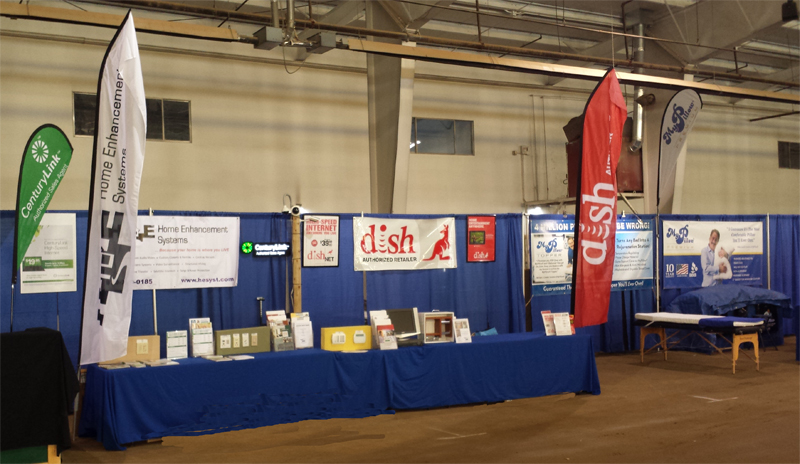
2,17 -> 798,217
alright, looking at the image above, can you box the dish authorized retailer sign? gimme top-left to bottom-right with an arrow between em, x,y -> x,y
353,217 -> 457,271
467,216 -> 495,262
303,215 -> 339,267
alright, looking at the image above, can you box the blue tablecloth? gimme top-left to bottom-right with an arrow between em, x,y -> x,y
80,333 -> 600,450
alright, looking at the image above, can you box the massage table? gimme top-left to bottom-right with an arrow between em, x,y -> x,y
635,312 -> 765,374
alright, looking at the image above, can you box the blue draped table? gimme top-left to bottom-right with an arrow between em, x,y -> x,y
79,333 -> 600,450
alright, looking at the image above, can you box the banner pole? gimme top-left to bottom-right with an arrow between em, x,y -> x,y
10,282 -> 15,332
150,209 -> 158,334
655,212 -> 661,312
766,214 -> 771,290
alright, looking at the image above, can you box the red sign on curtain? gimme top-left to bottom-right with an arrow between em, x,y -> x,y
571,69 -> 628,328
467,216 -> 495,262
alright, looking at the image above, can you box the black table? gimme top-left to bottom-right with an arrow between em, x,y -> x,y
1,328 -> 79,453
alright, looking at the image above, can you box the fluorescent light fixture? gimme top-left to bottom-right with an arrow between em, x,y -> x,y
528,206 -> 545,215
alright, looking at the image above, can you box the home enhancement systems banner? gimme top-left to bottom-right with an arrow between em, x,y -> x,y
303,215 -> 339,267
14,124 -> 73,283
353,217 -> 457,271
81,12 -> 146,365
571,68 -> 628,328
658,89 -> 702,211
531,216 -> 654,296
662,220 -> 764,289
133,216 -> 240,289
467,216 -> 495,263
20,213 -> 77,294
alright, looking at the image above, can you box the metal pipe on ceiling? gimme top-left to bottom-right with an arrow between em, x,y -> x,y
5,1 -> 799,91
630,23 -> 645,153
98,0 -> 798,90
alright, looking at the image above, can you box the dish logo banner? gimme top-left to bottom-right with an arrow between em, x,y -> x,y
662,220 -> 764,289
353,217 -> 457,271
571,68 -> 627,328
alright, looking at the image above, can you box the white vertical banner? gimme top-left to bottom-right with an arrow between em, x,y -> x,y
80,12 -> 146,365
658,89 -> 702,212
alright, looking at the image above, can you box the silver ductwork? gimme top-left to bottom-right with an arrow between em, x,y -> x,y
630,23 -> 645,152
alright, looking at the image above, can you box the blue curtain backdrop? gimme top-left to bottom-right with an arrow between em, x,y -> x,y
363,214 -> 526,335
3,210 -> 795,365
2,211 -> 527,366
1,210 -> 291,368
301,214 -> 365,345
769,215 -> 800,335
528,214 -> 658,352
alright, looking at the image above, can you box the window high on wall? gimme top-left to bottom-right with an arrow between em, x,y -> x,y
778,141 -> 799,169
410,118 -> 474,155
73,92 -> 191,142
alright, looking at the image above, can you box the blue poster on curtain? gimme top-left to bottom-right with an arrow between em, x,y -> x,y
530,216 -> 654,296
662,220 -> 765,289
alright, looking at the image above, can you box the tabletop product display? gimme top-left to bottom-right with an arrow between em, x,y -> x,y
80,332 -> 600,450
1,328 -> 79,454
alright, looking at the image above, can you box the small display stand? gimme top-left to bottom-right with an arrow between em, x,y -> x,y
291,313 -> 313,349
321,326 -> 372,351
541,311 -> 556,336
190,318 -> 214,357
215,327 -> 272,356
454,318 -> 472,343
418,311 -> 456,343
265,311 -> 295,352
376,324 -> 398,350
99,335 -> 161,364
553,313 -> 573,336
166,330 -> 188,359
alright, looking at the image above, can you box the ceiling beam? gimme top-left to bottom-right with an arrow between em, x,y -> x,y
347,39 -> 800,104
729,65 -> 800,104
0,1 -> 244,42
297,1 -> 363,41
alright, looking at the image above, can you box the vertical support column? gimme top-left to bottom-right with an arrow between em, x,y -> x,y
366,2 -> 405,214
392,47 -> 416,214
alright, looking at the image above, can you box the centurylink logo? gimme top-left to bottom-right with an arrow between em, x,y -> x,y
32,140 -> 49,163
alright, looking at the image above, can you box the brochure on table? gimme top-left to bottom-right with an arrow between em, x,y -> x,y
190,317 -> 214,357
291,312 -> 313,349
266,310 -> 294,351
454,318 -> 472,343
552,313 -> 573,336
166,330 -> 188,359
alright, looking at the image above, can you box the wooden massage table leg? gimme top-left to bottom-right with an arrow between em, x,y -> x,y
731,332 -> 759,374
640,326 -> 668,363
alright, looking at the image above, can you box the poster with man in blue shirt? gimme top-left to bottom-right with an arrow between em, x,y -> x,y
662,220 -> 764,289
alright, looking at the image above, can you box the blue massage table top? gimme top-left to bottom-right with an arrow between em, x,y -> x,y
666,284 -> 790,316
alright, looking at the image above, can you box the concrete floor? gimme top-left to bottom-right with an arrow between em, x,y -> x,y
65,336 -> 799,463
